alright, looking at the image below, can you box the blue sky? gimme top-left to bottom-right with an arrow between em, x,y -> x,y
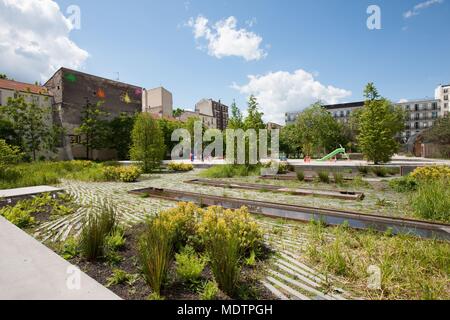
1,0 -> 449,123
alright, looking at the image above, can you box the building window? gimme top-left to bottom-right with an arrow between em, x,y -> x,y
432,112 -> 438,119
414,122 -> 419,129
414,104 -> 419,111
445,103 -> 448,109
405,105 -> 410,110
432,102 -> 437,110
445,95 -> 448,101
444,89 -> 448,94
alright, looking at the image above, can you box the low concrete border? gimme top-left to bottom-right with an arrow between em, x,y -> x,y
0,216 -> 120,300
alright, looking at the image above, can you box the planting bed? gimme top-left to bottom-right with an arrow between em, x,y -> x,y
64,223 -> 274,300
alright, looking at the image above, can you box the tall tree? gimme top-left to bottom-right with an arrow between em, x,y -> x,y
0,74 -> 7,80
280,124 -> 302,158
158,118 -> 184,159
2,93 -> 56,161
357,83 -> 405,164
227,100 -> 244,129
243,95 -> 265,131
76,99 -> 110,160
295,103 -> 342,157
130,113 -> 165,173
109,113 -> 136,160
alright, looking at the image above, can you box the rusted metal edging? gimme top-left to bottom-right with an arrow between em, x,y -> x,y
185,179 -> 365,201
129,187 -> 450,241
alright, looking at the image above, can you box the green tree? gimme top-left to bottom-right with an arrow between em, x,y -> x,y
109,113 -> 136,160
0,114 -> 19,147
158,117 -> 184,159
295,103 -> 343,157
0,74 -> 7,80
76,99 -> 111,160
0,139 -> 23,166
130,113 -> 165,173
228,100 -> 244,129
280,124 -> 301,158
357,83 -> 405,164
422,114 -> 450,158
2,93 -> 56,161
243,95 -> 265,131
172,108 -> 184,119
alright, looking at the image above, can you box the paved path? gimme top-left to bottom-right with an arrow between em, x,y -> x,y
0,216 -> 120,300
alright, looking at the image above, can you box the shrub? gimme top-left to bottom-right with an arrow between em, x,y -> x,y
357,166 -> 369,175
386,167 -> 400,176
199,281 -> 219,300
0,139 -> 23,165
138,215 -> 174,296
411,166 -> 450,181
105,228 -> 126,251
296,170 -> 305,181
371,167 -> 388,177
60,237 -> 79,260
102,165 -> 141,182
278,162 -> 289,174
318,171 -> 330,183
106,269 -> 138,287
168,162 -> 194,172
197,206 -> 263,256
0,205 -> 35,228
116,166 -> 141,182
389,176 -> 418,192
158,202 -> 198,250
411,179 -> 450,223
175,246 -> 206,284
79,203 -> 117,261
130,113 -> 165,173
333,172 -> 344,185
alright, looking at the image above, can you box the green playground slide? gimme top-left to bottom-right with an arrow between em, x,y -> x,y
317,146 -> 347,161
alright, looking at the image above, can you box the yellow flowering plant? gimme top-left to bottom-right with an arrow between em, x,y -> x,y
411,166 -> 450,181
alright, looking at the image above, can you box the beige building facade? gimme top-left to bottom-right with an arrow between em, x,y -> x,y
142,87 -> 173,118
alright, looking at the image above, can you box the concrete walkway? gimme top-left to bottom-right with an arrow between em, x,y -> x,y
0,216 -> 120,300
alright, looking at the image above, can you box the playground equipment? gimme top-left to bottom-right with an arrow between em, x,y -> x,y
317,145 -> 348,162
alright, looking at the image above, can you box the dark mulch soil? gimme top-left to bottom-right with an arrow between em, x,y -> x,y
68,224 -> 275,300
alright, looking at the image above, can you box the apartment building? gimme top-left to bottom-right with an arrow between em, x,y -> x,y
435,84 -> 450,117
195,99 -> 229,130
0,78 -> 53,107
178,110 -> 217,129
396,99 -> 440,141
142,87 -> 173,118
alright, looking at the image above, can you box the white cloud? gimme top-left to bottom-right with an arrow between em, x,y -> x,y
398,99 -> 409,103
232,69 -> 352,124
0,0 -> 88,83
187,15 -> 266,61
403,0 -> 444,18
